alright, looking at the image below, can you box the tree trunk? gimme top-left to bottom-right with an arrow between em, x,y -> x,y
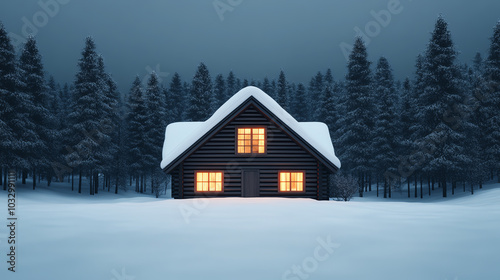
368,174 -> 372,192
432,177 -> 435,190
388,178 -> 391,198
420,176 -> 423,199
135,176 -> 139,192
22,170 -> 26,184
479,180 -> 483,189
428,177 -> 431,196
140,175 -> 144,193
95,172 -> 99,194
452,181 -> 456,195
471,183 -> 474,195
47,174 -> 52,187
407,178 -> 410,198
33,168 -> 36,190
414,175 -> 418,198
90,170 -> 94,195
463,181 -> 466,192
71,172 -> 74,191
0,167 -> 2,186
115,176 -> 118,194
78,170 -> 82,194
358,174 -> 364,198
376,179 -> 379,197
442,178 -> 447,198
151,176 -> 154,194
383,179 -> 387,198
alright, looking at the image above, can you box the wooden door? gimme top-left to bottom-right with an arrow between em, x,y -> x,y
242,170 -> 259,197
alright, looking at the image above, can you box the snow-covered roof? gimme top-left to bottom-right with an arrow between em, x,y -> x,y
160,86 -> 341,170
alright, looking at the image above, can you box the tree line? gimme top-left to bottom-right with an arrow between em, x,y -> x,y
0,16 -> 499,198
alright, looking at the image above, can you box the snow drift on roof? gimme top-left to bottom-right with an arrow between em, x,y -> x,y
160,86 -> 341,169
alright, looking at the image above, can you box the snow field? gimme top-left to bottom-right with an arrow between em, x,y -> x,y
0,182 -> 499,280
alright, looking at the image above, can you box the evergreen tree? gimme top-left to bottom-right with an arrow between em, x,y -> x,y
417,17 -> 469,197
324,68 -> 334,86
168,72 -> 184,122
290,83 -> 308,121
482,21 -> 500,180
144,72 -> 167,196
46,76 -> 62,184
187,63 -> 212,121
0,22 -> 19,179
19,37 -> 60,187
213,73 -> 226,110
126,76 -> 148,192
96,56 -> 119,192
372,57 -> 399,197
65,37 -> 109,195
317,82 -> 337,140
336,37 -> 374,196
473,52 -> 484,74
262,77 -> 272,95
277,70 -> 287,109
226,71 -> 236,99
309,72 -> 324,120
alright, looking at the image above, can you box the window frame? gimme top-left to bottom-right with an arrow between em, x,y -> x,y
235,126 -> 267,156
278,171 -> 306,193
194,171 -> 224,193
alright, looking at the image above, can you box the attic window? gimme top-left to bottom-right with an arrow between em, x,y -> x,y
279,171 -> 304,192
195,171 -> 223,192
237,128 -> 266,154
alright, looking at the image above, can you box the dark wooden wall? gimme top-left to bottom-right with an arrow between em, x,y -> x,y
170,104 -> 332,200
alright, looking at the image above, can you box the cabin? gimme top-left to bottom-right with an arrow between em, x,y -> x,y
160,86 -> 341,200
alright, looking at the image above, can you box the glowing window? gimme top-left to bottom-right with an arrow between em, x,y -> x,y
195,171 -> 223,192
279,171 -> 304,192
237,128 -> 266,154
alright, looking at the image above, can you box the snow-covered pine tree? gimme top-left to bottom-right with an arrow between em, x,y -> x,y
336,37 -> 374,196
317,81 -> 338,143
372,57 -> 399,198
290,83 -> 308,121
324,69 -> 334,86
144,72 -> 167,196
417,17 -> 469,197
9,37 -> 40,184
66,37 -> 109,195
187,63 -> 213,121
242,79 -> 249,88
19,36 -> 53,186
277,70 -> 287,109
94,55 -> 118,193
309,72 -> 324,121
46,76 -> 63,184
473,52 -> 485,75
0,22 -> 19,187
168,72 -> 184,122
126,76 -> 148,193
212,73 -> 226,111
483,21 -> 500,181
398,77 -> 415,197
226,71 -> 236,99
262,77 -> 272,96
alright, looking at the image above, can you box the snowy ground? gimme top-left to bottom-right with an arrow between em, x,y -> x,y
0,179 -> 499,280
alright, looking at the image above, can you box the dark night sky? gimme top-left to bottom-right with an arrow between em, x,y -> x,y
1,0 -> 499,93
